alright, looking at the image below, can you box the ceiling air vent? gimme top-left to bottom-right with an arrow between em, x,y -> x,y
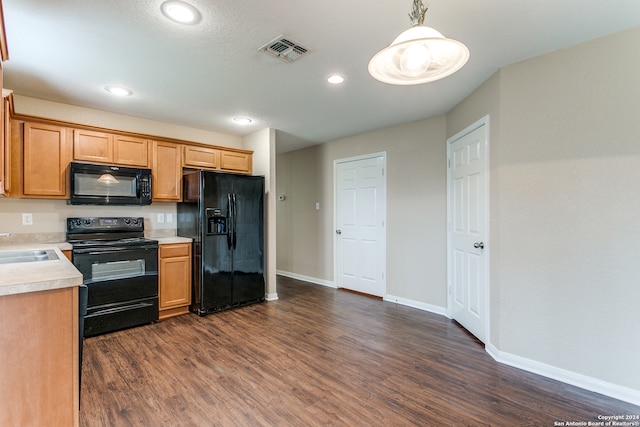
259,35 -> 310,63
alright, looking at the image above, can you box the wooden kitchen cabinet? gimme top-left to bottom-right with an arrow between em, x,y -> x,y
1,96 -> 11,195
73,129 -> 112,163
74,129 -> 149,167
113,135 -> 149,167
220,149 -> 252,174
23,122 -> 72,197
158,242 -> 192,319
151,140 -> 182,201
0,287 -> 79,427
183,144 -> 219,169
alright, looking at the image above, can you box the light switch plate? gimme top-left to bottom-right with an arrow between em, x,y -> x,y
157,213 -> 165,224
166,213 -> 173,223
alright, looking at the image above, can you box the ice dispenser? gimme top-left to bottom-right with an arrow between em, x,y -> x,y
206,208 -> 227,235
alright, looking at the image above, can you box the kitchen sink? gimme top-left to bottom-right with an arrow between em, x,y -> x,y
0,249 -> 60,265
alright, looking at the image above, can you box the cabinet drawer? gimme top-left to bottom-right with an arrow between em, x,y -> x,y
160,243 -> 190,258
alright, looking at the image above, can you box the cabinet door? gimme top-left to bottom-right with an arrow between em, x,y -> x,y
0,288 -> 79,427
159,245 -> 192,309
151,141 -> 182,201
114,135 -> 149,167
183,145 -> 219,169
0,64 -> 4,195
159,243 -> 192,319
2,98 -> 10,194
220,150 -> 252,174
73,129 -> 113,163
23,123 -> 72,197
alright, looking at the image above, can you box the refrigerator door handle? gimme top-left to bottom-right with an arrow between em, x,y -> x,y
227,193 -> 233,250
232,193 -> 237,249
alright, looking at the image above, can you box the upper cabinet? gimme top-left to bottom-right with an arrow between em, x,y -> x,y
5,116 -> 253,200
183,144 -> 252,174
73,129 -> 149,167
73,129 -> 112,163
23,122 -> 72,197
220,150 -> 252,174
183,145 -> 219,169
0,65 -> 5,195
0,2 -> 8,196
113,135 -> 149,167
1,95 -> 10,195
151,140 -> 182,202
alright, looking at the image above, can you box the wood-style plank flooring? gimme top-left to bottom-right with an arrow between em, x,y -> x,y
80,276 -> 639,426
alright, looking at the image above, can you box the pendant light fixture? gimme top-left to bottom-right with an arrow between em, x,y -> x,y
368,0 -> 469,85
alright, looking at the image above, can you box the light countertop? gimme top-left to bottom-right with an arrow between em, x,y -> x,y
155,236 -> 193,244
0,245 -> 82,297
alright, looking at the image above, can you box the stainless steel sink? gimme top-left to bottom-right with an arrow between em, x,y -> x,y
0,249 -> 60,265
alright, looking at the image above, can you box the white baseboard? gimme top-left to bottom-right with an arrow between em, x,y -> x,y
276,270 -> 336,288
384,294 -> 449,317
265,293 -> 279,301
485,343 -> 640,407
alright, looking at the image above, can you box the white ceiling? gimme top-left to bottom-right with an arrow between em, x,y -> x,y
3,0 -> 640,153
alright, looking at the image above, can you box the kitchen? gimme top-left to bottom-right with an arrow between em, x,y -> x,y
2,0 -> 640,425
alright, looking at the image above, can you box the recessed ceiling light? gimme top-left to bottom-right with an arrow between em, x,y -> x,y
105,86 -> 132,96
161,1 -> 201,24
327,74 -> 345,84
233,117 -> 252,125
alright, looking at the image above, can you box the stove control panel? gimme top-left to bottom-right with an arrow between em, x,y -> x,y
67,217 -> 144,233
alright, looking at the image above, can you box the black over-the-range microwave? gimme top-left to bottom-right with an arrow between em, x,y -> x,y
69,161 -> 152,205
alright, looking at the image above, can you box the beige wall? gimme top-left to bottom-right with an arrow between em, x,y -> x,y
278,26 -> 640,396
13,95 -> 243,148
490,26 -> 639,389
243,128 -> 278,298
277,115 -> 448,305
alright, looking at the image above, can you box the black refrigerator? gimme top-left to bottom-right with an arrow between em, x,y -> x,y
177,171 -> 265,316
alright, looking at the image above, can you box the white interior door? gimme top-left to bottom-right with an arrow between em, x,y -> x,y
448,119 -> 489,343
335,153 -> 386,297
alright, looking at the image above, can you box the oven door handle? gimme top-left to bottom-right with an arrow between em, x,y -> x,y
73,247 -> 154,255
86,301 -> 155,317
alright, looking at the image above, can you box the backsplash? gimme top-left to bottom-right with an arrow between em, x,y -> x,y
0,198 -> 177,242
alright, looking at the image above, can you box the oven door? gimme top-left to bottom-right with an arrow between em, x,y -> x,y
73,245 -> 158,336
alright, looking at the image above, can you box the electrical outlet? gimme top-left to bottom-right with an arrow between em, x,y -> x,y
22,213 -> 33,226
166,213 -> 173,223
157,213 -> 165,224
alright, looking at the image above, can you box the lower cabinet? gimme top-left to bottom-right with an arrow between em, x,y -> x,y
158,242 -> 192,319
0,287 -> 79,427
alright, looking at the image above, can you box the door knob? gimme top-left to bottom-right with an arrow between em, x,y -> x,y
336,230 -> 342,235
474,242 -> 484,249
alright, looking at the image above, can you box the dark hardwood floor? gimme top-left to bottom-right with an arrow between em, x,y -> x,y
80,276 -> 639,426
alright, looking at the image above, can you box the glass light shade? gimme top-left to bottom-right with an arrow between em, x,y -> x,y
368,25 -> 469,85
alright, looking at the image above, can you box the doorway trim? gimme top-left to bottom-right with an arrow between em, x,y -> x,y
333,151 -> 387,297
446,115 -> 491,343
